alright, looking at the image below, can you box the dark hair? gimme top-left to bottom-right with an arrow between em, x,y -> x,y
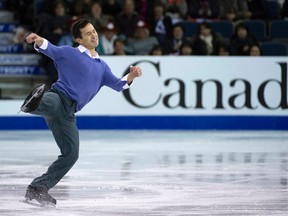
154,1 -> 165,9
234,23 -> 249,34
149,45 -> 165,55
113,38 -> 125,46
71,19 -> 91,39
199,22 -> 212,30
173,23 -> 185,32
179,42 -> 193,55
249,43 -> 262,55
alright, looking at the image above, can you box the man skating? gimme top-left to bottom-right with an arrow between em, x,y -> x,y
21,19 -> 142,206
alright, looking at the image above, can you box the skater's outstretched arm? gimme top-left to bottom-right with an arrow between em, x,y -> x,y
26,33 -> 44,48
26,33 -> 66,60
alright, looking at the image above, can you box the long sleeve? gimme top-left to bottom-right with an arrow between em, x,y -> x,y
103,65 -> 129,91
34,39 -> 66,61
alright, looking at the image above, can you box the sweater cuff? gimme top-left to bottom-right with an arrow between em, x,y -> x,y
34,39 -> 48,51
121,74 -> 130,89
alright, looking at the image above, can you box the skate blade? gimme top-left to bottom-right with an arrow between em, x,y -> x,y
40,201 -> 56,208
20,199 -> 56,208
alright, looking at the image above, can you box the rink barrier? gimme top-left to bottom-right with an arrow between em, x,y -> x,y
1,56 -> 288,130
0,116 -> 287,130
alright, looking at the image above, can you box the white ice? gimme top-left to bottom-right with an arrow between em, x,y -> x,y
0,130 -> 287,215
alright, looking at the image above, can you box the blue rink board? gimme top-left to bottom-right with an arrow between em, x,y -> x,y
0,116 -> 287,130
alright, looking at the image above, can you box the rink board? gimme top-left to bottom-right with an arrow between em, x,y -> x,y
0,56 -> 287,130
0,115 -> 287,130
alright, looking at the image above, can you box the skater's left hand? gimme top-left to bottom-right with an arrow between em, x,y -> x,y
127,65 -> 142,85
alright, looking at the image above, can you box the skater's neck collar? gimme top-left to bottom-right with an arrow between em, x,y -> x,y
78,45 -> 100,59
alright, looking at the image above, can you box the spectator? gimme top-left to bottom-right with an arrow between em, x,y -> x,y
34,1 -> 52,35
245,0 -> 268,20
34,1 -> 71,87
102,0 -> 122,17
127,20 -> 159,55
187,0 -> 219,21
134,0 -> 150,22
218,44 -> 230,56
50,1 -> 71,44
58,16 -> 81,46
179,42 -> 194,55
217,0 -> 251,22
161,23 -> 189,55
97,22 -> 118,55
8,0 -> 34,29
35,1 -> 70,45
164,3 -> 185,24
113,39 -> 132,55
229,22 -> 259,55
115,0 -> 140,39
72,0 -> 92,17
150,44 -> 165,55
13,26 -> 32,53
84,1 -> 110,32
249,44 -> 262,56
192,22 -> 222,55
161,0 -> 188,19
148,2 -> 173,45
282,0 -> 288,20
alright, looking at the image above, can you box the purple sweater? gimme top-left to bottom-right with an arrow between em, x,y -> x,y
37,40 -> 128,111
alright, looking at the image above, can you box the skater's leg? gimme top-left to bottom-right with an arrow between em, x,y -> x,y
30,91 -> 64,116
29,90 -> 79,189
30,115 -> 79,189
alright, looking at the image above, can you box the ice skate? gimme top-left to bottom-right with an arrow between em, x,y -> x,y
20,84 -> 48,113
24,185 -> 56,207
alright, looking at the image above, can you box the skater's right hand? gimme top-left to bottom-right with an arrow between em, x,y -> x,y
26,33 -> 44,47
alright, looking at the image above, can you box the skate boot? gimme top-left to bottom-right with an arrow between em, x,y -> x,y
20,84 -> 48,113
25,185 -> 57,206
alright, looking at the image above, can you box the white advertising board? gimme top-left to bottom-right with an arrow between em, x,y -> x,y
1,56 -> 287,116
80,56 -> 288,116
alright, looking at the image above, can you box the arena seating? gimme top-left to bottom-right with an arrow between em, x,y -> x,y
0,0 -> 288,99
0,2 -> 47,99
261,41 -> 288,56
243,20 -> 267,42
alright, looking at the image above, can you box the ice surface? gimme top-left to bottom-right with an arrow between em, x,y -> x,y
0,130 -> 287,215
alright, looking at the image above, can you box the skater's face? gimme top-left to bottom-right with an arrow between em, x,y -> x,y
76,23 -> 99,50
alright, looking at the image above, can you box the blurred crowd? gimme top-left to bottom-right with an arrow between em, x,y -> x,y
4,0 -> 288,57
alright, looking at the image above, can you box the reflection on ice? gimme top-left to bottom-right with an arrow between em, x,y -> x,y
0,130 -> 287,215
